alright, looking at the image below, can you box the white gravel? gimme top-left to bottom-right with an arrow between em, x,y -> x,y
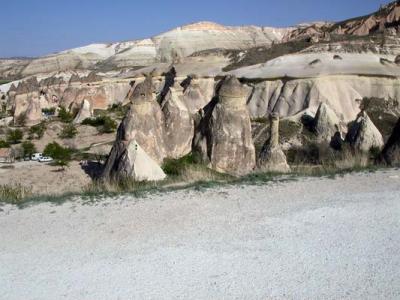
1,169 -> 400,299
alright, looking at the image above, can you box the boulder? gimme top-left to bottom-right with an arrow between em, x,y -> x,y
346,111 -> 384,152
193,76 -> 256,176
161,80 -> 194,159
258,114 -> 290,173
102,139 -> 166,182
381,117 -> 400,165
73,99 -> 93,124
313,102 -> 341,142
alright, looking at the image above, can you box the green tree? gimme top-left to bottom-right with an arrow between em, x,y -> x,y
82,116 -> 117,133
29,121 -> 47,139
0,140 -> 10,148
21,141 -> 37,159
59,124 -> 78,139
58,106 -> 73,123
43,142 -> 72,170
6,129 -> 23,144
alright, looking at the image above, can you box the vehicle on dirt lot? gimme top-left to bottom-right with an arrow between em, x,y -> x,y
38,156 -> 53,163
31,153 -> 43,161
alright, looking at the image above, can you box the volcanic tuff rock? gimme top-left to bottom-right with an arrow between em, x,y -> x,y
193,76 -> 256,176
102,139 -> 166,182
258,114 -> 290,173
161,80 -> 194,159
0,22 -> 291,80
381,117 -> 400,165
346,111 -> 385,152
119,75 -> 167,163
73,99 -> 93,124
313,102 -> 342,142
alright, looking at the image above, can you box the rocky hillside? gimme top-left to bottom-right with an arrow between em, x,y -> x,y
0,22 -> 290,80
1,1 -> 400,186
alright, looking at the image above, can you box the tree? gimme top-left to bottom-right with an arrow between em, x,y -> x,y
21,141 -> 37,159
43,142 -> 72,170
0,140 -> 10,148
100,116 -> 117,134
59,124 -> 78,139
58,106 -> 73,123
6,129 -> 23,144
29,121 -> 47,139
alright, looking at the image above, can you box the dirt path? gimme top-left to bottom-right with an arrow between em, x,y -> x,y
1,169 -> 399,299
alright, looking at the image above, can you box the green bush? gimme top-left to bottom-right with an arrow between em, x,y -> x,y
162,154 -> 197,176
82,116 -> 117,133
29,121 -> 47,139
43,142 -> 72,169
58,106 -> 73,123
21,141 -> 37,158
6,129 -> 23,144
0,140 -> 10,148
59,124 -> 78,139
42,107 -> 56,115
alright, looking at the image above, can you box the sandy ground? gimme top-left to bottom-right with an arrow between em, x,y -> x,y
0,161 -> 92,195
0,169 -> 400,299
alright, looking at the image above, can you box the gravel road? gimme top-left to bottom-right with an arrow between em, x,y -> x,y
1,169 -> 399,299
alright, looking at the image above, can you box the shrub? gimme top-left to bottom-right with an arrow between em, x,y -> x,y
162,154 -> 197,176
59,124 -> 78,139
58,106 -> 73,123
82,116 -> 117,133
42,107 -> 56,115
21,141 -> 37,158
0,140 -> 10,148
6,129 -> 23,144
43,142 -> 72,170
29,121 -> 47,139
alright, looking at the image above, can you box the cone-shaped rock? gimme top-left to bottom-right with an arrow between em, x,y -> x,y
102,139 -> 166,182
313,102 -> 341,142
73,99 -> 93,124
346,111 -> 384,152
193,75 -> 256,176
118,75 -> 167,163
258,114 -> 290,173
381,117 -> 400,165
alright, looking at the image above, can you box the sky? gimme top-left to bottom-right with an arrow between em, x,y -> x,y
0,0 -> 394,58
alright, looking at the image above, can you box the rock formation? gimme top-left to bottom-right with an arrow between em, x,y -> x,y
258,114 -> 290,173
346,111 -> 384,152
161,80 -> 194,159
313,102 -> 341,142
116,75 -> 167,163
193,76 -> 255,176
102,139 -> 166,182
73,99 -> 93,124
381,117 -> 400,165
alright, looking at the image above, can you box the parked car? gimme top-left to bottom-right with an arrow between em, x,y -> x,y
38,156 -> 53,163
31,153 -> 43,161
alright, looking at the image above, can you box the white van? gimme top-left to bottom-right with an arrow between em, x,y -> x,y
31,153 -> 43,161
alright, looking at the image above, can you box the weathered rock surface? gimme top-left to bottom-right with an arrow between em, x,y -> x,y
346,111 -> 384,152
73,99 -> 93,124
381,117 -> 400,165
118,76 -> 167,163
313,102 -> 341,142
102,139 -> 166,182
193,76 -> 255,176
161,80 -> 194,159
258,114 -> 290,173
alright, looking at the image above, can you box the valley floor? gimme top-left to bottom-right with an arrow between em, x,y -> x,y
0,169 -> 400,299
